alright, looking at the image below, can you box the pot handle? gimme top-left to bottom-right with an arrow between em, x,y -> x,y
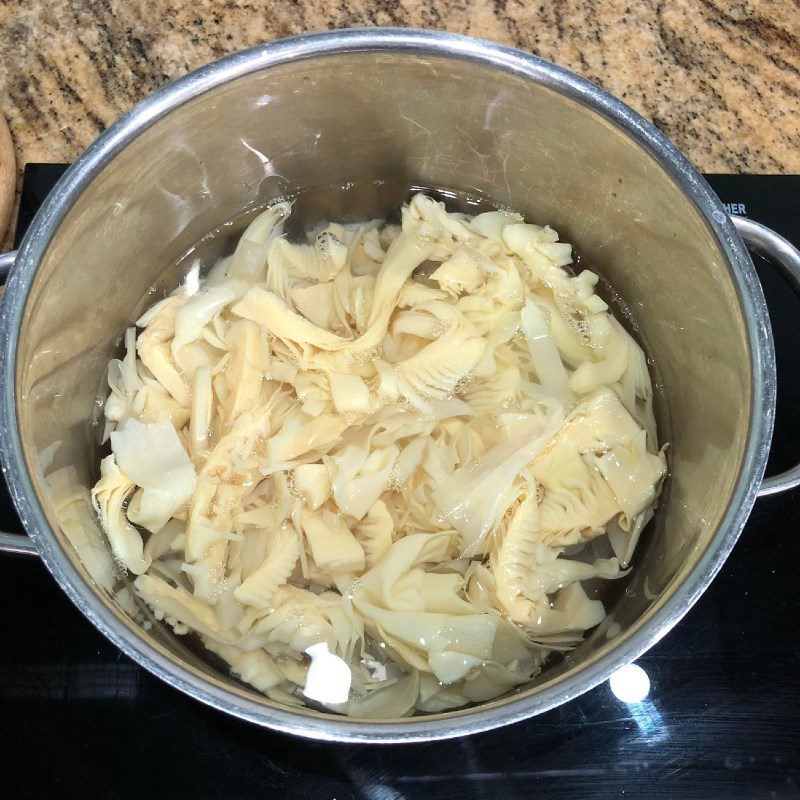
0,248 -> 15,283
732,216 -> 800,498
0,249 -> 37,557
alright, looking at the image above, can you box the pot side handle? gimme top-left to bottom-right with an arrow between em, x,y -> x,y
0,249 -> 38,557
732,216 -> 800,498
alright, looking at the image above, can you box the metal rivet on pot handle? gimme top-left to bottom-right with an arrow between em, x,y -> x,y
0,249 -> 38,556
732,216 -> 800,497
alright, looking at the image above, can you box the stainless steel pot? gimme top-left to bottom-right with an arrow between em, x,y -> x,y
1,29 -> 799,743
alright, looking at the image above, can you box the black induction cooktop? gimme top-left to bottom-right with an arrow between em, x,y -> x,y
2,167 -> 799,800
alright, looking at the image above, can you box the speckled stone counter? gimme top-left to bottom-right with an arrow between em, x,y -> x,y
0,0 -> 798,242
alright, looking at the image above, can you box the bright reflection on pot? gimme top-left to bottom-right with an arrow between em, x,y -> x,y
303,642 -> 352,705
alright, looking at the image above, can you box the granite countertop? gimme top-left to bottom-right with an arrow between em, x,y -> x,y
1,0 -> 798,242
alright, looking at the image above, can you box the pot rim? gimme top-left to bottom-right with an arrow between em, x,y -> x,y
0,27 -> 775,743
